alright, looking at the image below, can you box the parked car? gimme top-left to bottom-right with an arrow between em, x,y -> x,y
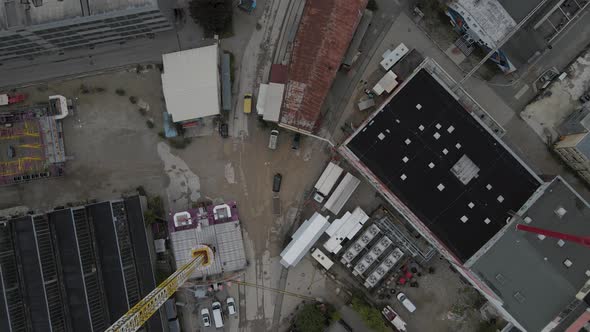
273,173 -> 282,192
243,93 -> 252,114
291,133 -> 301,150
227,297 -> 237,315
269,129 -> 279,149
201,308 -> 211,327
219,122 -> 228,138
396,292 -> 416,313
212,301 -> 224,328
382,305 -> 407,331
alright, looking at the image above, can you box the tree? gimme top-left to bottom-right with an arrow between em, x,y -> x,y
294,304 -> 327,332
189,0 -> 233,36
351,297 -> 387,332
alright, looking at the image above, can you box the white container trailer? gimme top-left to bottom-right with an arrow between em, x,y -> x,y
380,43 -> 409,71
314,162 -> 344,197
324,173 -> 361,215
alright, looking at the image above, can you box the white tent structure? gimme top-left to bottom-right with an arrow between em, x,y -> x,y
280,213 -> 330,268
162,45 -> 221,123
323,207 -> 369,254
257,82 -> 285,122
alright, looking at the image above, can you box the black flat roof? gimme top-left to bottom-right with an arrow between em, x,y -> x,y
346,69 -> 541,262
124,196 -> 163,332
88,202 -> 129,322
13,216 -> 51,331
49,209 -> 93,332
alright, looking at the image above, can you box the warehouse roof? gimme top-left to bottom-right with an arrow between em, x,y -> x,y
345,69 -> 542,262
162,45 -> 220,123
280,0 -> 367,133
471,177 -> 590,332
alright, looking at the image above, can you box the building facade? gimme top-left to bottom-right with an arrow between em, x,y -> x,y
554,133 -> 590,184
0,0 -> 172,63
554,105 -> 590,184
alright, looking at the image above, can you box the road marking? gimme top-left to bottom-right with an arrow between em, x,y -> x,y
514,84 -> 530,100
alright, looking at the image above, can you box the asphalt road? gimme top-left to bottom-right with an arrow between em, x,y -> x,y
487,7 -> 590,111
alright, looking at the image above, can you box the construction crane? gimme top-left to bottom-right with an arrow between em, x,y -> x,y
105,245 -> 213,332
515,224 -> 590,248
515,224 -> 590,302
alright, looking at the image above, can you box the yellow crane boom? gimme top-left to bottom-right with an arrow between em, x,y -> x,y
105,245 -> 212,332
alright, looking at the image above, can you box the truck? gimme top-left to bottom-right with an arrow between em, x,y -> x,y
313,162 -> 344,202
0,93 -> 26,106
382,305 -> 407,332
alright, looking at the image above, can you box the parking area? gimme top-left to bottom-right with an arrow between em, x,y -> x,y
535,0 -> 590,44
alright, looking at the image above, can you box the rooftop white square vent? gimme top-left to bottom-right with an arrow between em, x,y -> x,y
555,207 -> 567,218
378,133 -> 385,140
563,259 -> 573,268
437,183 -> 445,191
416,104 -> 422,110
402,156 -> 409,163
433,132 -> 441,140
447,126 -> 455,133
405,138 -> 411,145
418,125 -> 425,131
400,174 -> 407,181
484,218 -> 491,224
435,123 -> 442,129
442,148 -> 448,155
524,216 -> 532,224
460,216 -> 468,223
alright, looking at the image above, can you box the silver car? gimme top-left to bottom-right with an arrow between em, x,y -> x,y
201,308 -> 211,327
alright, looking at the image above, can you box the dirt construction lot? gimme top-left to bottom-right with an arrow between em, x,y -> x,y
0,68 -> 332,330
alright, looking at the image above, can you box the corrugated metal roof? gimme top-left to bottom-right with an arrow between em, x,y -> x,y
280,0 -> 367,133
270,64 -> 288,84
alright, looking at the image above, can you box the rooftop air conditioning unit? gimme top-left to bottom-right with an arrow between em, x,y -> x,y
374,248 -> 382,255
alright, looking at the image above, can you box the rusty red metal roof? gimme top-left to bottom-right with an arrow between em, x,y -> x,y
280,0 -> 367,133
269,64 -> 288,84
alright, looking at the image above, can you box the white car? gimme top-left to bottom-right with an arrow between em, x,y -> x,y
201,308 -> 211,327
227,297 -> 237,315
396,292 -> 416,313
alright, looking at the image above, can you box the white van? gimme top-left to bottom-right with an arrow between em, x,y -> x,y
396,293 -> 416,313
211,301 -> 224,328
269,130 -> 279,150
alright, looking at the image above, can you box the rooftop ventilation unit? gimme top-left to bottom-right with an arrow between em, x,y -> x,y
555,206 -> 567,218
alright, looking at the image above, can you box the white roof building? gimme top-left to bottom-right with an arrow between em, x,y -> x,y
162,45 -> 221,123
257,82 -> 285,123
280,212 -> 330,268
323,207 -> 369,254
